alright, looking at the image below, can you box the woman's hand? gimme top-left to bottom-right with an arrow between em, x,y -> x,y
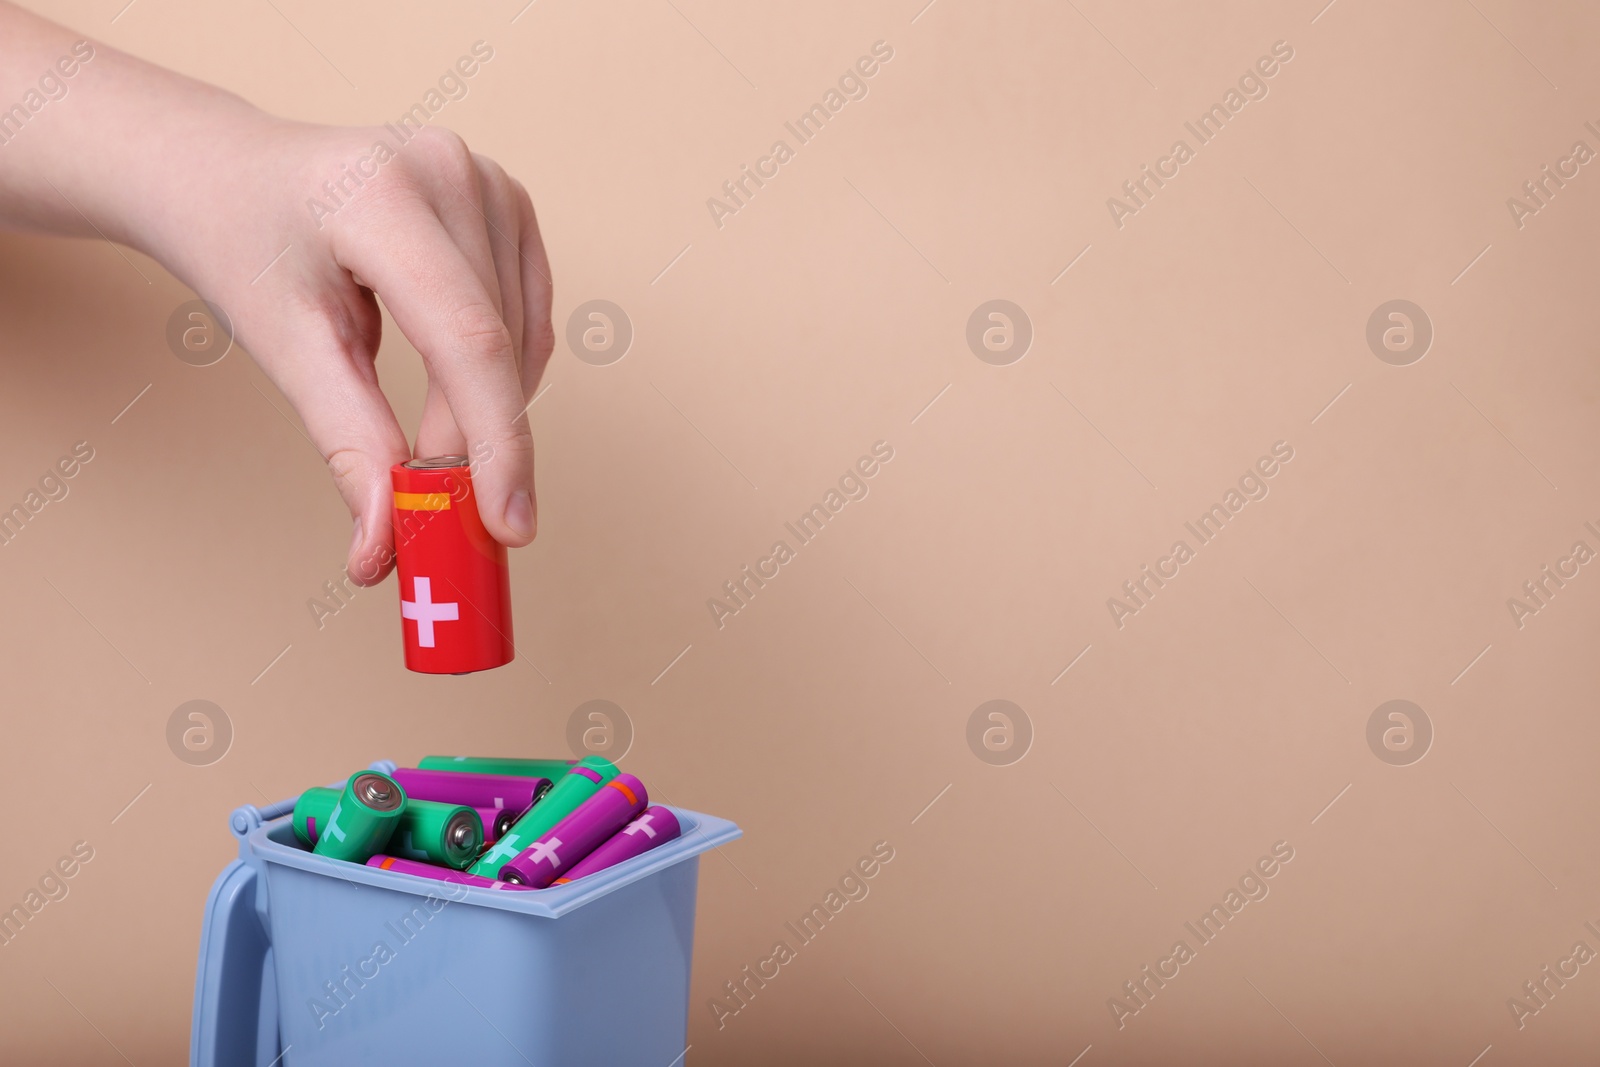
150,118 -> 554,586
0,5 -> 553,585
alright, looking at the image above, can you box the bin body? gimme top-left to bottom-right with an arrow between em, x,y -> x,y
193,781 -> 738,1067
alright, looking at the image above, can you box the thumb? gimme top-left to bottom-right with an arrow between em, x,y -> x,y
327,443 -> 408,587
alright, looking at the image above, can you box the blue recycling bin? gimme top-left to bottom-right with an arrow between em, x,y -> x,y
190,761 -> 741,1066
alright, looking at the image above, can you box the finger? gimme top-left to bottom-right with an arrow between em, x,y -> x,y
259,308 -> 410,586
414,158 -> 528,461
469,155 -> 527,365
513,180 -> 555,403
333,200 -> 536,547
414,151 -> 506,325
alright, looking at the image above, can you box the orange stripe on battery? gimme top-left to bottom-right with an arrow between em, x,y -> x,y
394,491 -> 452,511
552,877 -> 571,885
608,780 -> 638,805
379,856 -> 397,870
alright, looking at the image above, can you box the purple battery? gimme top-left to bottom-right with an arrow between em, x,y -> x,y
475,806 -> 520,841
391,768 -> 550,812
552,806 -> 681,885
366,854 -> 530,890
498,773 -> 647,888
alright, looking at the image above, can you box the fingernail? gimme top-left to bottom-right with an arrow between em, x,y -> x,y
504,490 -> 535,540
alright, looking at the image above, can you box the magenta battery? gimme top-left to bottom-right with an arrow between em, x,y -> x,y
551,806 -> 682,886
366,854 -> 530,891
498,774 -> 648,889
474,806 -> 519,841
390,768 -> 550,813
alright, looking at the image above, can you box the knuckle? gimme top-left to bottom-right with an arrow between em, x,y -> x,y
471,151 -> 508,185
300,129 -> 424,217
446,304 -> 516,364
527,316 -> 555,363
480,170 -> 521,219
323,446 -> 369,492
476,158 -> 530,219
411,126 -> 476,179
471,426 -> 534,481
497,423 -> 536,463
511,179 -> 537,219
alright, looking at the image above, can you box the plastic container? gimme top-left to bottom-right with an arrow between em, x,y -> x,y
191,760 -> 741,1066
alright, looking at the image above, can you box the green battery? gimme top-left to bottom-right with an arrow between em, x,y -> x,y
311,771 -> 406,864
417,755 -> 577,779
291,786 -> 341,847
389,799 -> 483,870
468,755 -> 619,878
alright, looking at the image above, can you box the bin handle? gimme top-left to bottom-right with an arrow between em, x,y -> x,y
228,760 -> 397,839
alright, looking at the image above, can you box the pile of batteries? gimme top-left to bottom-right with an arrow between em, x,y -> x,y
292,755 -> 680,891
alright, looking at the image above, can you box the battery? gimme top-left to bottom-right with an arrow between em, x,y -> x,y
311,772 -> 406,864
552,806 -> 682,885
416,756 -> 575,779
498,773 -> 648,888
467,756 -> 619,879
366,855 -> 530,891
475,806 -> 519,840
391,456 -> 513,674
391,767 -> 550,812
291,786 -> 340,847
387,799 -> 483,870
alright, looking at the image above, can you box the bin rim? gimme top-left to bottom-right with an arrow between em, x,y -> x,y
241,804 -> 740,919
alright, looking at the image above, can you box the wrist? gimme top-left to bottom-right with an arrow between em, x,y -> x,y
2,28 -> 281,278
99,92 -> 284,270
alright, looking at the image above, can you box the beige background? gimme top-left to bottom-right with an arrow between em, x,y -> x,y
2,0 -> 1599,1063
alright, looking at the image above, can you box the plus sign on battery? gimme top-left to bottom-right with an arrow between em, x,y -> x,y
400,576 -> 458,648
479,836 -> 521,870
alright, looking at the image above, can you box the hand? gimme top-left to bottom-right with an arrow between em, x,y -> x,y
151,118 -> 553,585
0,9 -> 551,585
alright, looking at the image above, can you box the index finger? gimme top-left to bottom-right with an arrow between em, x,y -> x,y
333,200 -> 537,546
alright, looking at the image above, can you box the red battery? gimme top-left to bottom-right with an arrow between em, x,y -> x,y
390,456 -> 514,674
